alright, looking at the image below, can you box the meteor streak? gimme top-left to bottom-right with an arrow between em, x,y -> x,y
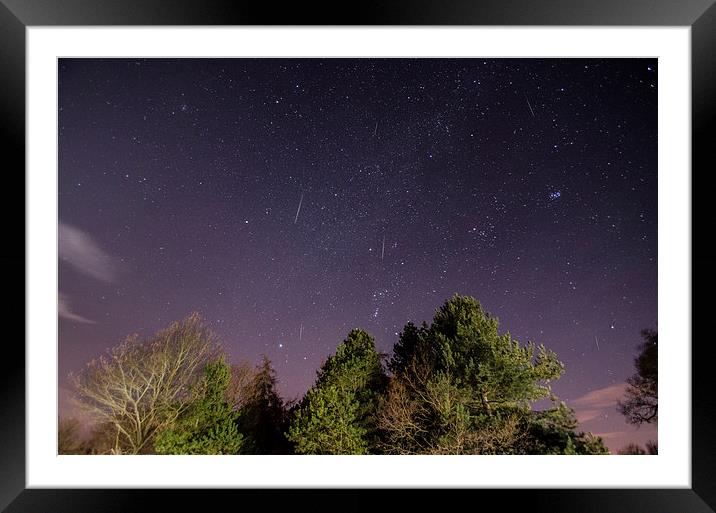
294,193 -> 304,224
524,92 -> 536,118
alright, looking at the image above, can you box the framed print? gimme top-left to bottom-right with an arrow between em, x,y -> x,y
2,0 -> 713,511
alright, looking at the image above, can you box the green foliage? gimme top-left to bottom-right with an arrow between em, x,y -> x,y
522,402 -> 610,455
427,295 -> 564,407
618,329 -> 658,425
154,357 -> 243,455
380,294 -> 604,455
389,295 -> 564,406
288,385 -> 369,454
69,296 -> 618,455
287,329 -> 387,454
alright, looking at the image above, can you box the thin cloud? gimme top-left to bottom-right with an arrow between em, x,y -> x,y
59,221 -> 117,282
58,293 -> 95,324
570,383 -> 627,424
592,431 -> 627,440
593,428 -> 659,454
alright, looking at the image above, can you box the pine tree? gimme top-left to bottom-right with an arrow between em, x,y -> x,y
380,294 -> 607,454
154,357 -> 243,454
237,356 -> 291,454
287,329 -> 387,454
521,402 -> 610,455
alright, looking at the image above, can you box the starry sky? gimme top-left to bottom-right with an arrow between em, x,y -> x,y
58,58 -> 657,452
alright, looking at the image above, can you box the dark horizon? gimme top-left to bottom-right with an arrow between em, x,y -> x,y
58,58 -> 657,452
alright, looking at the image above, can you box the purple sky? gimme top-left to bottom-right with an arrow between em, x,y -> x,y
58,58 -> 658,452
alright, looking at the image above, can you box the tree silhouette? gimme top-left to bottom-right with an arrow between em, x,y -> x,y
237,356 -> 291,454
618,329 -> 658,425
617,440 -> 658,455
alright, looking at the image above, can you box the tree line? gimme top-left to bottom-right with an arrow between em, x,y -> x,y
59,294 -> 656,455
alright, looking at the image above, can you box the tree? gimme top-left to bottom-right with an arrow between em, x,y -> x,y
287,329 -> 387,454
225,360 -> 258,411
618,329 -> 658,425
69,313 -> 219,454
84,421 -> 124,454
387,320 -> 429,376
521,402 -> 610,455
237,356 -> 291,454
617,440 -> 658,455
58,417 -> 88,455
154,356 -> 243,454
379,294 -> 607,455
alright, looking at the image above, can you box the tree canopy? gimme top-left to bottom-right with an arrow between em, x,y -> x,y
618,329 -> 658,425
379,294 -> 607,454
154,356 -> 244,455
69,313 -> 219,454
64,296 -> 612,455
236,356 -> 291,454
287,329 -> 387,454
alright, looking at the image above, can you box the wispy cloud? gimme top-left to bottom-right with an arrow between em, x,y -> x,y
593,428 -> 659,454
59,221 -> 117,282
592,431 -> 627,440
570,383 -> 627,424
58,293 -> 95,324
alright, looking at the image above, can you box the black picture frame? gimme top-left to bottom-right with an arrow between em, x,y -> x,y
2,1 -> 712,511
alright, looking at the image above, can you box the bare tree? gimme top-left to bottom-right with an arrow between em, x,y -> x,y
225,360 -> 258,411
69,313 -> 219,454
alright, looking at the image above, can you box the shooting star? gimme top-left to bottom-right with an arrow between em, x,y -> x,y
294,193 -> 304,224
524,92 -> 536,118
381,234 -> 385,261
373,121 -> 378,137
594,335 -> 600,351
299,322 -> 303,342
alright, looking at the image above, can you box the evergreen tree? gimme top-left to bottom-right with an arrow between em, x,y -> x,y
387,320 -> 428,375
287,329 -> 387,454
521,402 -> 610,455
154,357 -> 243,454
380,294 -> 607,455
237,356 -> 291,454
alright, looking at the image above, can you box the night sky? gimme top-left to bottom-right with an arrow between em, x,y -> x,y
58,58 -> 658,451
